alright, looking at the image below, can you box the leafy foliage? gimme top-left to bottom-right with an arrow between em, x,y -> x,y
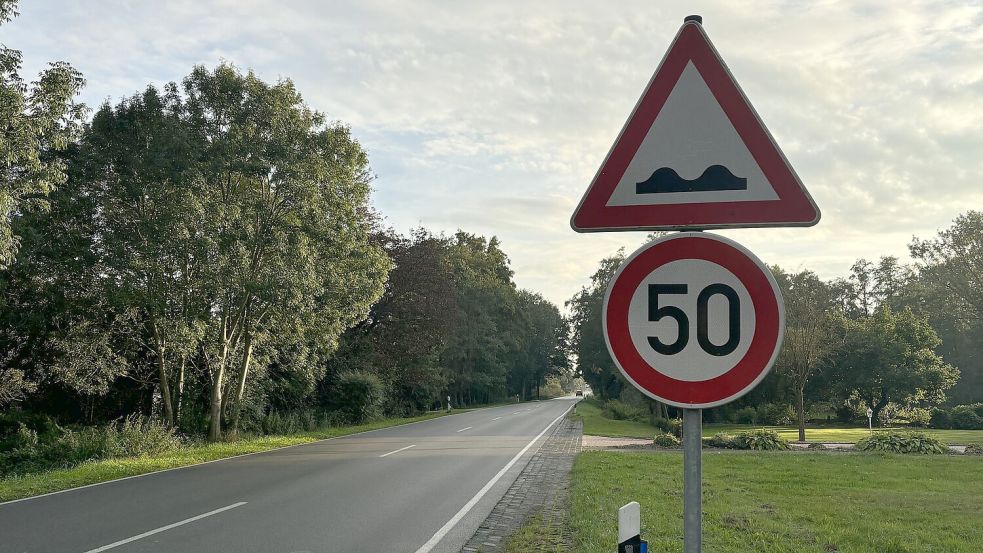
734,429 -> 790,450
602,399 -> 648,422
856,431 -> 948,454
329,371 -> 385,425
653,432 -> 680,448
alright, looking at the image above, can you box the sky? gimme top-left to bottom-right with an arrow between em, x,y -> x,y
6,0 -> 983,309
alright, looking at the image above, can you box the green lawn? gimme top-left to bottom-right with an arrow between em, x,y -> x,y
571,450 -> 983,552
0,412 -> 448,503
572,400 -> 983,444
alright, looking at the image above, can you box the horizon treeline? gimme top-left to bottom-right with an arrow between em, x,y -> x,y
569,216 -> 983,436
0,63 -> 570,441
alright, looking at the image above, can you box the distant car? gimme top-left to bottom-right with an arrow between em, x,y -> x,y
575,389 -> 583,397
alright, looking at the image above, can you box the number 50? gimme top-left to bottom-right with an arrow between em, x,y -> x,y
648,283 -> 741,356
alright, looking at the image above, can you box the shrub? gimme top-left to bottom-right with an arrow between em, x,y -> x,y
654,432 -> 680,448
964,443 -> 983,455
602,399 -> 647,423
856,431 -> 948,454
735,406 -> 757,425
706,433 -> 738,449
105,415 -> 182,457
902,407 -> 931,427
331,370 -> 385,424
758,404 -> 796,425
835,404 -> 859,423
668,418 -> 683,438
734,429 -> 789,451
0,415 -> 182,477
929,408 -> 951,429
950,405 -> 983,430
651,416 -> 670,433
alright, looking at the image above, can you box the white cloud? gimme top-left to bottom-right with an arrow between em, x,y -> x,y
6,0 -> 983,308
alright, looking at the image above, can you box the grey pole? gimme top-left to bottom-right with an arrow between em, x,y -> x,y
683,408 -> 702,553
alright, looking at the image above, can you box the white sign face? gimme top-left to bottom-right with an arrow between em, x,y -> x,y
605,62 -> 778,208
626,258 -> 755,382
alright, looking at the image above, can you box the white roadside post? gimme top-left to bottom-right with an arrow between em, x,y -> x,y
867,407 -> 874,434
569,13 -> 819,553
618,501 -> 644,553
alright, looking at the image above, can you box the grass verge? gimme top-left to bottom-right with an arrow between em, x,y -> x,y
572,400 -> 983,443
505,512 -> 568,553
571,450 -> 983,552
0,412 -> 448,503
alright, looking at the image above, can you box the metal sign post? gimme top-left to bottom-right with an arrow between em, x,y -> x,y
682,409 -> 702,553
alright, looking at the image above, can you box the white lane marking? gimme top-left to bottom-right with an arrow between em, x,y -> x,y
414,404 -> 575,553
491,416 -> 502,421
456,426 -> 473,433
512,411 -> 522,415
83,502 -> 247,553
379,444 -> 416,458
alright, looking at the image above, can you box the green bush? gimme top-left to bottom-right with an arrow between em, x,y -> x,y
0,415 -> 182,477
651,416 -> 672,433
706,433 -> 738,449
602,399 -> 648,423
903,407 -> 931,427
654,432 -> 680,448
734,406 -> 756,424
856,431 -> 948,454
758,403 -> 796,425
331,370 -> 385,424
929,408 -> 951,429
950,405 -> 983,430
964,443 -> 982,455
668,418 -> 683,438
735,429 -> 790,451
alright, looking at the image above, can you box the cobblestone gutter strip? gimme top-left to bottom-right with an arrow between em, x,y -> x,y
461,417 -> 583,553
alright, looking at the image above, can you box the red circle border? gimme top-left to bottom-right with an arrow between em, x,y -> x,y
603,233 -> 783,408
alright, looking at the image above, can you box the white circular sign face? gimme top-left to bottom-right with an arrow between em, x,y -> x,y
627,259 -> 755,382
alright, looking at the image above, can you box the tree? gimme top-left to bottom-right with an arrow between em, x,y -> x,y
0,0 -> 85,268
75,86 -> 206,426
772,268 -> 840,441
828,307 -> 958,424
180,64 -> 389,439
911,211 -> 983,403
567,252 -> 625,400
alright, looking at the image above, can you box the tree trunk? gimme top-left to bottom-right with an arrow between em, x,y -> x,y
156,347 -> 175,426
229,332 -> 254,437
870,389 -> 890,427
796,384 -> 806,442
208,317 -> 231,442
174,355 -> 186,424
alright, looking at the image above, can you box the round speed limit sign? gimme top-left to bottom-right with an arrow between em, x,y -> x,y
603,232 -> 785,408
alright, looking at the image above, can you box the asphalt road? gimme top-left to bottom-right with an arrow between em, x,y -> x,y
0,397 -> 579,553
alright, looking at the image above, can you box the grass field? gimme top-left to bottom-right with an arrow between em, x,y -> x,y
571,450 -> 983,552
0,412 -> 449,503
572,400 -> 983,444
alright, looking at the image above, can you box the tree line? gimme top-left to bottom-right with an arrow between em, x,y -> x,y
570,220 -> 983,439
0,3 -> 569,442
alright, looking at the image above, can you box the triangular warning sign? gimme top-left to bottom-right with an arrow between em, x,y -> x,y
571,20 -> 820,232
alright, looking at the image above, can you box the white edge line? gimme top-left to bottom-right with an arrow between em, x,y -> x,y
413,403 -> 574,553
455,427 -> 473,433
0,403 -> 521,508
491,417 -> 502,421
379,444 -> 416,458
83,501 -> 246,553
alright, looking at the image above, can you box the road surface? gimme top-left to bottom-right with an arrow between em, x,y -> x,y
0,398 -> 578,553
